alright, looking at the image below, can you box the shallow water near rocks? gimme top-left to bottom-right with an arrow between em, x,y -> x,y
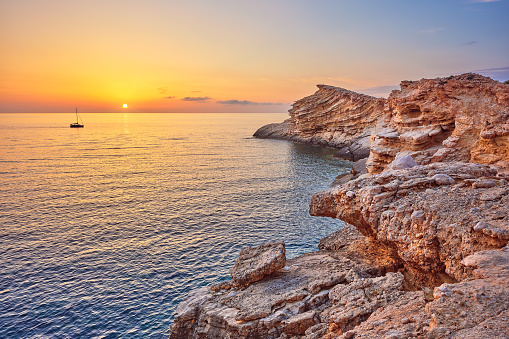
0,113 -> 348,338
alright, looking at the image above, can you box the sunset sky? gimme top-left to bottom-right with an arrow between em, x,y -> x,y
1,0 -> 508,113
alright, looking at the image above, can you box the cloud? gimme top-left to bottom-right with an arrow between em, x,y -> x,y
164,96 -> 176,99
469,0 -> 500,2
356,85 -> 399,98
472,66 -> 509,81
419,27 -> 445,34
217,99 -> 284,105
157,87 -> 167,94
182,96 -> 211,102
464,40 -> 478,45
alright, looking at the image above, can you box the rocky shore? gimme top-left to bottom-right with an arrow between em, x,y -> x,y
170,74 -> 509,338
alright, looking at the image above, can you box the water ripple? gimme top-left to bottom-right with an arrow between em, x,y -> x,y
0,113 -> 349,338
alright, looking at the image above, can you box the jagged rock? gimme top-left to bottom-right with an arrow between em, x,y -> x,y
169,226 -> 399,339
172,75 -> 509,338
171,162 -> 509,338
310,162 -> 509,286
254,74 -> 509,171
425,246 -> 509,338
254,84 -> 385,161
323,272 -> 406,332
367,73 -> 509,173
230,241 -> 286,287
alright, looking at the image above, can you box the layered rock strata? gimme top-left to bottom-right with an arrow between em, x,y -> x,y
254,74 -> 509,170
170,209 -> 509,338
368,73 -> 509,173
254,85 -> 385,161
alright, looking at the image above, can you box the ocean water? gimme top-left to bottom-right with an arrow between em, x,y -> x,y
0,113 -> 349,338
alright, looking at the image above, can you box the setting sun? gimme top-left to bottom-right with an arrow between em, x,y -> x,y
122,104 -> 128,108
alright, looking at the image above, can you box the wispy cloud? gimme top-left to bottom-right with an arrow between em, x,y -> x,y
217,99 -> 283,105
182,96 -> 211,102
164,96 -> 175,99
469,0 -> 500,3
472,66 -> 509,81
157,87 -> 168,94
356,85 -> 399,98
419,27 -> 445,34
440,66 -> 509,81
464,40 -> 478,45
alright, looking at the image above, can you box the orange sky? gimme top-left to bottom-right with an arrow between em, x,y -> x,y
1,0 -> 508,113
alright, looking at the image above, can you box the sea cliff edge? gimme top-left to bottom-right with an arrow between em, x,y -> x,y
170,74 -> 509,338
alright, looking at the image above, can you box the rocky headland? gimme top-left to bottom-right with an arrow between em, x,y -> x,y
170,74 -> 509,338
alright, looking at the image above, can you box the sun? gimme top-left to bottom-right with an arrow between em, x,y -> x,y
122,104 -> 128,108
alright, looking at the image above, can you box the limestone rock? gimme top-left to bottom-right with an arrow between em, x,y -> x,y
310,162 -> 508,285
169,226 -> 400,339
368,73 -> 509,173
425,246 -> 509,338
172,74 -> 509,338
253,120 -> 293,140
255,74 -> 509,171
230,241 -> 286,287
388,154 -> 418,170
254,84 -> 385,161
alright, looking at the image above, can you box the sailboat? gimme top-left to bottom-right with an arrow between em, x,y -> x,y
70,108 -> 84,128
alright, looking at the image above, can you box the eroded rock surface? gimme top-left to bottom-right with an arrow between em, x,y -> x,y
230,241 -> 286,287
368,73 -> 509,173
170,225 -> 400,339
311,162 -> 509,286
254,84 -> 385,161
171,74 -> 509,338
255,74 -> 509,169
426,246 -> 509,338
170,220 -> 509,338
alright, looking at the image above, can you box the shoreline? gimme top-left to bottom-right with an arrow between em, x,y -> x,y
169,74 -> 509,338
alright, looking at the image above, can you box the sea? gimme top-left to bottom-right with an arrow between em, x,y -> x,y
0,113 -> 349,338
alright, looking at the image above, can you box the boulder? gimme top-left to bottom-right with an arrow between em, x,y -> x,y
388,154 -> 418,170
230,241 -> 286,287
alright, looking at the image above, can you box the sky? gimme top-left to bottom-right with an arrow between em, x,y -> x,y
0,0 -> 508,113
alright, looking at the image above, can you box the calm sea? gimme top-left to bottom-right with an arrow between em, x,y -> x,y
0,113 -> 348,338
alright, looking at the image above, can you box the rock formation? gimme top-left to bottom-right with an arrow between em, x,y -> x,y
367,73 -> 509,173
254,74 -> 509,172
170,75 -> 509,338
230,241 -> 286,287
254,85 -> 385,161
169,225 -> 401,339
310,162 -> 509,286
170,165 -> 509,339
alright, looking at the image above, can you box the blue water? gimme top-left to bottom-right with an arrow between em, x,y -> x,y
0,113 -> 348,338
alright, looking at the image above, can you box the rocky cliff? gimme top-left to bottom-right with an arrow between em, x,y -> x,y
170,164 -> 509,338
170,75 -> 509,338
368,73 -> 509,173
254,85 -> 385,161
255,74 -> 509,171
